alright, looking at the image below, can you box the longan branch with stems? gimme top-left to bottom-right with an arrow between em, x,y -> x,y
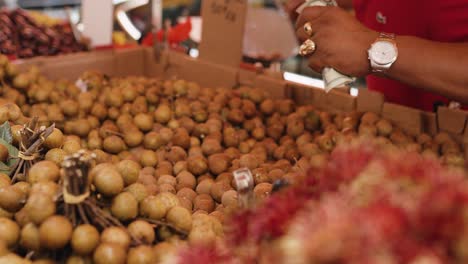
11,117 -> 55,183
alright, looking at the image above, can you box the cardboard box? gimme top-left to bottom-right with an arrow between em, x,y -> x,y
114,47 -> 146,77
287,82 -> 314,106
326,90 -> 356,113
421,112 -> 438,136
382,103 -> 423,136
356,89 -> 385,114
165,55 -> 238,89
254,75 -> 287,99
13,46 -> 468,147
238,69 -> 257,86
437,106 -> 467,134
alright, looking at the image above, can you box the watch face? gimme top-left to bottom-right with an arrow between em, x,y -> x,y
370,41 -> 397,65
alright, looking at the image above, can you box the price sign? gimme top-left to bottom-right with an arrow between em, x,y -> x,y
199,0 -> 247,67
233,167 -> 254,208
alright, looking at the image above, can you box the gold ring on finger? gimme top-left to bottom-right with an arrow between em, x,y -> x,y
299,39 -> 316,56
303,22 -> 313,36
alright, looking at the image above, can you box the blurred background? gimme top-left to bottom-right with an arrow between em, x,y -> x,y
0,0 -> 366,88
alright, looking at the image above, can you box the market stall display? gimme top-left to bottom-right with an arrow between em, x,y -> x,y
0,47 -> 465,262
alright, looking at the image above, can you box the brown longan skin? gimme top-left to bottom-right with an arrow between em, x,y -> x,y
127,245 -> 155,264
193,194 -> 215,213
28,160 -> 60,183
176,171 -> 197,190
71,224 -> 100,255
0,217 -> 20,247
101,227 -> 131,249
127,220 -> 155,244
93,243 -> 127,264
39,215 -> 73,250
196,179 -> 214,195
177,188 -> 197,202
166,206 -> 192,232
111,192 -> 138,221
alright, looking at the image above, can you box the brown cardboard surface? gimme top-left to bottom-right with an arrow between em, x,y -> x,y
311,87 -> 328,110
238,69 -> 257,86
165,55 -> 238,88
421,112 -> 438,136
287,82 -> 314,106
326,90 -> 356,113
437,106 -> 467,134
114,47 -> 146,77
143,48 -> 168,78
198,0 -> 247,67
254,75 -> 287,99
356,89 -> 385,114
382,103 -> 422,136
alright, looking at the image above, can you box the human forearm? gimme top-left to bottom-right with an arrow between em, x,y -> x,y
386,36 -> 468,104
335,0 -> 353,9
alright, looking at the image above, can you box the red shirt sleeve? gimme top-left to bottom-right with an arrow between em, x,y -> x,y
426,0 -> 468,42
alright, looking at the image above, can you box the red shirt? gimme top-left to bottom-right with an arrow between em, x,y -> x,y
353,0 -> 468,111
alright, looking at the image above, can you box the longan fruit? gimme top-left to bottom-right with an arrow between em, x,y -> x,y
71,224 -> 100,255
45,148 -> 66,165
127,245 -> 155,264
193,194 -> 215,213
93,167 -> 124,197
28,161 -> 60,183
111,192 -> 138,221
93,243 -> 127,264
116,160 -> 141,186
19,223 -> 40,251
127,220 -> 155,244
196,179 -> 214,195
187,156 -> 208,176
176,171 -> 196,190
125,183 -> 149,203
103,136 -> 126,154
177,188 -> 197,202
167,206 -> 192,232
39,215 -> 73,250
210,181 -> 232,203
0,217 -> 20,247
159,183 -> 176,193
101,227 -> 131,249
140,150 -> 158,168
158,175 -> 177,186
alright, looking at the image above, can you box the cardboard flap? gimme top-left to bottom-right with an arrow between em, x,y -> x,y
356,88 -> 385,114
114,47 -> 146,77
287,82 -> 314,106
254,75 -> 287,99
143,47 -> 168,78
437,106 -> 467,134
326,90 -> 356,113
421,112 -> 438,136
199,0 -> 247,67
382,103 -> 423,136
165,55 -> 238,88
238,68 -> 257,86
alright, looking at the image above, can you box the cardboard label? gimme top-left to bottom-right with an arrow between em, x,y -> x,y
82,0 -> 113,47
199,0 -> 247,67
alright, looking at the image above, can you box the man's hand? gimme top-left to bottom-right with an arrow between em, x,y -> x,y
295,6 -> 377,76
